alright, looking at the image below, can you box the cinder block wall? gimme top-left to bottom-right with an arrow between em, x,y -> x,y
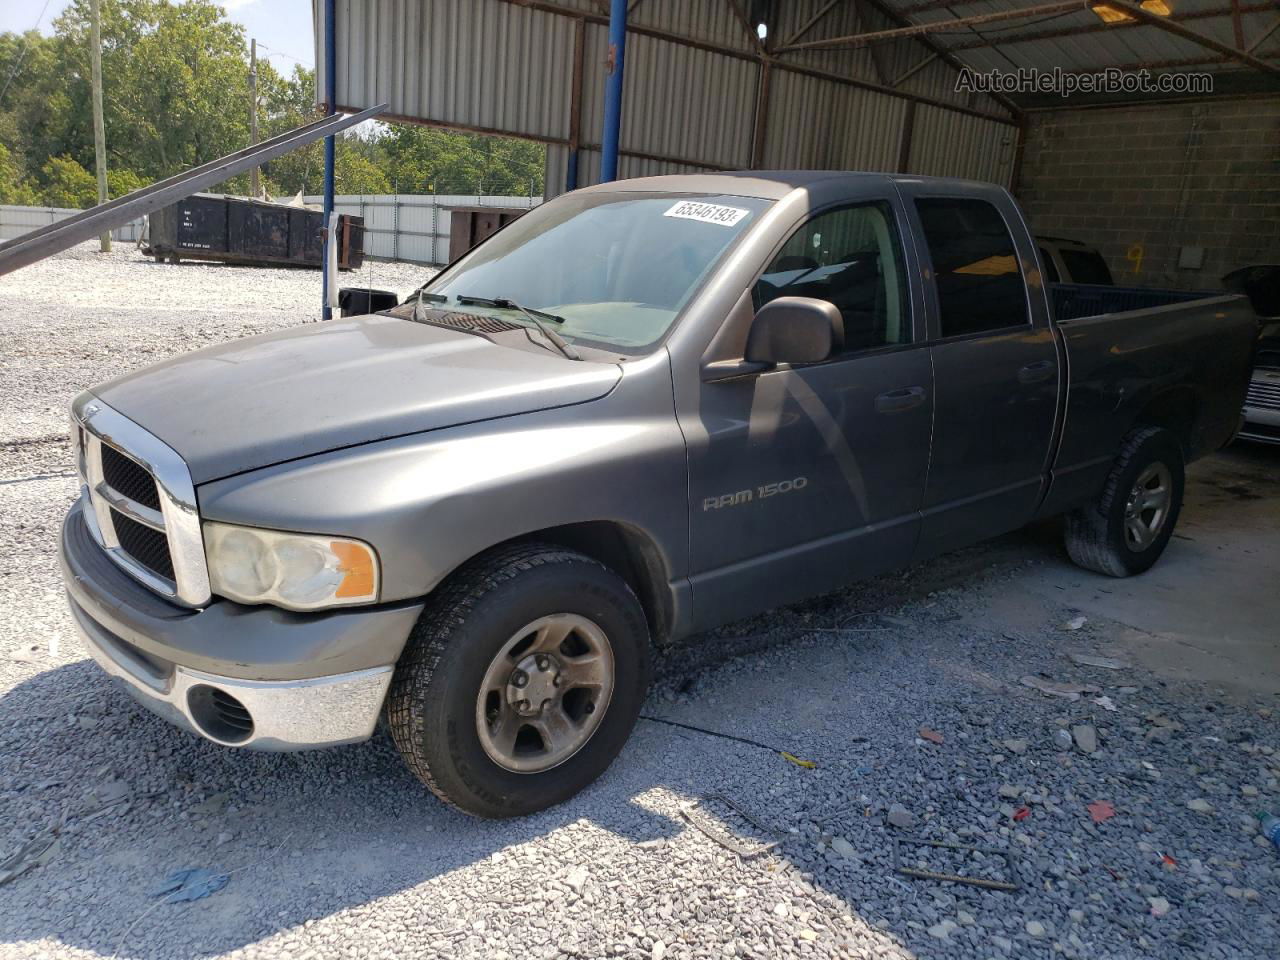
1016,97 -> 1280,290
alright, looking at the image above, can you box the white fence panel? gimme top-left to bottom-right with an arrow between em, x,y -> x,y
0,204 -> 144,244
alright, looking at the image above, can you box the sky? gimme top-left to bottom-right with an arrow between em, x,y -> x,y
1,0 -> 316,71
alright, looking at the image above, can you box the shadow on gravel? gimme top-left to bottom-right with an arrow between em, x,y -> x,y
3,444 -> 1277,959
0,526 -> 1064,960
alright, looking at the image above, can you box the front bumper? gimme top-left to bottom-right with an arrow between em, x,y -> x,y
60,499 -> 425,750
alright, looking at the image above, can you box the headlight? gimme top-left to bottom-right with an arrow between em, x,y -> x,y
203,521 -> 379,611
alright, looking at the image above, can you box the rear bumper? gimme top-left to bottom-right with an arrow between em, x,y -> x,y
60,499 -> 424,750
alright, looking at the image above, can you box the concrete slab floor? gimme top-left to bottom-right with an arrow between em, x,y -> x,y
1019,441 -> 1280,700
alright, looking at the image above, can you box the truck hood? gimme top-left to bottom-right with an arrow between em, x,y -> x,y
92,314 -> 622,483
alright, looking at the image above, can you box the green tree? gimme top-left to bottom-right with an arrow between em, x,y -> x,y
0,143 -> 41,205
40,155 -> 98,208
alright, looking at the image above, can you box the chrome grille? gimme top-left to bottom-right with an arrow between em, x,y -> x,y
73,394 -> 211,607
101,444 -> 162,511
1246,377 -> 1280,412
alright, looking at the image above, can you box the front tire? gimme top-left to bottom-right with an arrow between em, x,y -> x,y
1064,426 -> 1185,577
386,543 -> 650,818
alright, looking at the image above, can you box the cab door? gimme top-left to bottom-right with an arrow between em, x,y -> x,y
680,196 -> 935,631
895,184 -> 1060,559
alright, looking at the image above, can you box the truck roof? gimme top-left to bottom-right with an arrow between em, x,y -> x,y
573,171 -> 1004,201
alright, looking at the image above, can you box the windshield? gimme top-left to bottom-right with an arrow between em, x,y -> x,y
423,192 -> 771,355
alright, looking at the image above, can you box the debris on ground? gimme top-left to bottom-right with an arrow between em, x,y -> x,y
917,725 -> 944,744
1092,695 -> 1118,712
0,832 -> 60,887
147,867 -> 230,904
1021,675 -> 1098,701
1186,798 -> 1214,814
1069,653 -> 1129,670
1064,616 -> 1088,631
1087,801 -> 1116,824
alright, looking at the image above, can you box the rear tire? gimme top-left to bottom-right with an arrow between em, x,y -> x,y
1064,427 -> 1184,577
386,543 -> 650,818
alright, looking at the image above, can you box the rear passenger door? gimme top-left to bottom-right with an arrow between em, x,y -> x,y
897,186 -> 1060,558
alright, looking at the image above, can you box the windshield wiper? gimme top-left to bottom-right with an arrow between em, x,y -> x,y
456,295 -> 581,361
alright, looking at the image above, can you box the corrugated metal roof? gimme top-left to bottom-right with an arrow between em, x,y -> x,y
869,0 -> 1280,76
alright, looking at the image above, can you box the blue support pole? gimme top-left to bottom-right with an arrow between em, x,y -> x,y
600,0 -> 627,183
321,0 -> 337,320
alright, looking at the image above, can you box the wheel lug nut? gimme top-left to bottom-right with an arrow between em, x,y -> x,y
512,671 -> 528,688
553,674 -> 562,687
536,656 -> 550,671
519,699 -> 530,711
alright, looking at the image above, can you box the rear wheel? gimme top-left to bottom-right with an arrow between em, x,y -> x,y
386,543 -> 650,818
1064,426 -> 1185,577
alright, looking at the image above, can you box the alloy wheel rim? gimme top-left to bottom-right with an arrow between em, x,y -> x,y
475,613 -> 614,773
1123,462 -> 1172,552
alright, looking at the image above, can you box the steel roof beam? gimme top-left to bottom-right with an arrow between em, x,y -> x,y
946,2 -> 1276,53
775,2 -> 1084,53
1103,0 -> 1280,75
0,104 -> 386,277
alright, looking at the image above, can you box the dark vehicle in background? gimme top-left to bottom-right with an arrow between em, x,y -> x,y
1037,236 -> 1114,285
60,173 -> 1259,818
1226,265 -> 1280,444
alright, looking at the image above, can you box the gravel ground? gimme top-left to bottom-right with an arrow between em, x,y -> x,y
1,243 -> 1278,960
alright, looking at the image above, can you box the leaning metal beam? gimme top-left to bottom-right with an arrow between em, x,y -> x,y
1104,0 -> 1280,76
0,105 -> 387,277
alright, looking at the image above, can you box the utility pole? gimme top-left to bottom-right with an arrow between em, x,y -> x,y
89,0 -> 110,251
249,38 -> 260,197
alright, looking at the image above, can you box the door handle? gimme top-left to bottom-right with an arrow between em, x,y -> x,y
874,385 -> 927,413
1017,359 -> 1056,384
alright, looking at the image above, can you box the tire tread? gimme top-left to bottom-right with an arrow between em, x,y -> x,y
386,542 -> 617,815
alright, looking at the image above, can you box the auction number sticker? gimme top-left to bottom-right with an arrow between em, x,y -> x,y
663,200 -> 750,227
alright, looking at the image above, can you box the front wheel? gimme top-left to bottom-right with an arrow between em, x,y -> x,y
1064,426 -> 1185,577
386,543 -> 650,818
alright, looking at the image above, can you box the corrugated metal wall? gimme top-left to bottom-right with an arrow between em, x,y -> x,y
319,0 -> 1018,198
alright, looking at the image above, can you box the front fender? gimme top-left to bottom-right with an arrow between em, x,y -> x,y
196,352 -> 688,604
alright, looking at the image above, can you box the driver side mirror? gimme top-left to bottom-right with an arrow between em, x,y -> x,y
745,296 -> 841,365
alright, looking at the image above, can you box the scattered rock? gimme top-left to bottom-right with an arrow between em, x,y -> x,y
1149,897 -> 1172,917
1064,616 -> 1087,631
1003,738 -> 1028,755
886,804 -> 915,829
565,865 -> 588,894
1025,919 -> 1046,937
1241,785 -> 1259,798
1069,909 -> 1085,923
830,836 -> 856,859
1186,798 -> 1214,814
999,784 -> 1022,799
1073,724 -> 1098,754
651,943 -> 666,960
928,919 -> 958,940
1054,729 -> 1074,750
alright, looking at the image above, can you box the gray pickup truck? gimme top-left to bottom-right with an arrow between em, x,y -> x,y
60,172 -> 1258,817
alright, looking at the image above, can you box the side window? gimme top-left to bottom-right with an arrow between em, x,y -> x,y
915,198 -> 1029,337
752,201 -> 910,354
1038,247 -> 1060,283
1059,248 -> 1113,285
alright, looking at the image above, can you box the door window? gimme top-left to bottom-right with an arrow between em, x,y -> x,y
916,198 -> 1029,337
753,201 -> 910,354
